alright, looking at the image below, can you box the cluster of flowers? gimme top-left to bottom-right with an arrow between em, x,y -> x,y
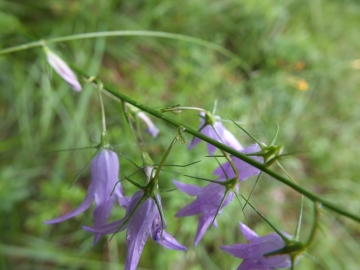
45,50 -> 294,269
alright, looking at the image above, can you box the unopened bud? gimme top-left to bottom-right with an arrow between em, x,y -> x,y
45,47 -> 82,92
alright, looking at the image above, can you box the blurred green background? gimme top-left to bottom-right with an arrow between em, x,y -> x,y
1,0 -> 360,269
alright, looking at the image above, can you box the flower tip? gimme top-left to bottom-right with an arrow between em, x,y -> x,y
43,218 -> 61,225
178,245 -> 187,251
70,81 -> 82,92
82,225 -> 96,233
137,111 -> 160,138
93,234 -> 101,245
146,126 -> 160,138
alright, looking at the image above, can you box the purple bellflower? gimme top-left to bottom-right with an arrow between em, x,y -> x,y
137,111 -> 160,138
174,179 -> 237,246
44,149 -> 125,244
188,111 -> 243,155
213,144 -> 263,181
221,222 -> 291,270
45,48 -> 82,91
174,144 -> 263,246
83,190 -> 186,270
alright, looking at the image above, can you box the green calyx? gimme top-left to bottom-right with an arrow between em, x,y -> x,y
100,130 -> 110,149
204,111 -> 217,126
126,103 -> 141,115
142,152 -> 155,167
256,144 -> 284,165
223,177 -> 239,191
144,176 -> 159,197
265,239 -> 305,257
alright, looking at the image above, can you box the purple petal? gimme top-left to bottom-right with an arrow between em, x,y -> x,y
250,234 -> 286,255
221,233 -> 290,268
207,143 -> 217,156
213,144 -> 263,181
173,180 -> 203,196
91,150 -> 121,205
137,112 -> 160,138
239,222 -> 259,241
187,112 -> 243,155
125,198 -> 157,270
91,150 -> 123,243
82,217 -> 128,235
119,196 -> 132,208
220,243 -> 251,258
213,121 -> 242,151
263,254 -> 291,269
213,219 -> 219,228
221,223 -> 292,270
155,230 -> 187,251
219,125 -> 243,151
44,185 -> 94,224
93,201 -> 116,244
238,259 -> 272,270
150,215 -> 163,242
176,183 -> 236,246
83,190 -> 144,235
175,183 -> 226,217
146,126 -> 160,138
206,121 -> 242,155
113,179 -> 127,207
150,200 -> 186,250
188,136 -> 202,150
194,214 -> 216,246
44,149 -> 123,242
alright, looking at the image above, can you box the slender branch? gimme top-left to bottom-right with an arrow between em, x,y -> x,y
77,76 -> 360,223
0,31 -> 249,71
98,82 -> 107,133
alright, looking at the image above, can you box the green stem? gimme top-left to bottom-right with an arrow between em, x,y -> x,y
121,101 -> 144,153
153,129 -> 182,181
0,31 -> 249,71
97,82 -> 107,133
78,76 -> 360,223
168,106 -> 206,112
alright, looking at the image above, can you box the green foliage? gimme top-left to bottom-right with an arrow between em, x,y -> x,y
1,0 -> 360,269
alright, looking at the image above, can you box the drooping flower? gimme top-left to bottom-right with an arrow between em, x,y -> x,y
174,179 -> 237,246
174,144 -> 263,246
221,222 -> 291,270
45,48 -> 82,91
83,190 -> 186,270
188,111 -> 242,155
137,111 -> 160,138
213,144 -> 263,181
44,149 -> 125,244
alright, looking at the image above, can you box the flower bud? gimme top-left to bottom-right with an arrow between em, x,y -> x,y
45,48 -> 82,92
137,111 -> 160,138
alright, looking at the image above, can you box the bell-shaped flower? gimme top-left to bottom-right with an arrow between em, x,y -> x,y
188,112 -> 242,155
221,222 -> 291,270
173,179 -> 238,246
137,111 -> 160,138
83,190 -> 186,270
45,48 -> 82,91
44,149 -> 125,244
213,144 -> 263,181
